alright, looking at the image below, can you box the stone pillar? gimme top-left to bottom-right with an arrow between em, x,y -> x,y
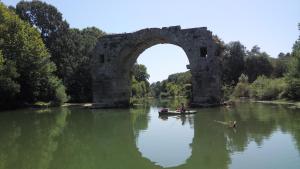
92,72 -> 131,108
190,71 -> 221,107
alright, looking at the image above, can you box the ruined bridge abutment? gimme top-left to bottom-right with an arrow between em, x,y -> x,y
91,26 -> 221,108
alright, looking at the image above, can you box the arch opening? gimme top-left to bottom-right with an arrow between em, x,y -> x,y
137,44 -> 190,83
130,43 -> 191,100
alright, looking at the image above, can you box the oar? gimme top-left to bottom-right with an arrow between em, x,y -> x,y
214,120 -> 228,125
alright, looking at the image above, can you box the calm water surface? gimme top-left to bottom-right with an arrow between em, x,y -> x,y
0,100 -> 300,169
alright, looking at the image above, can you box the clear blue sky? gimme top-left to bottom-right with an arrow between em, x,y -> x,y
2,0 -> 300,82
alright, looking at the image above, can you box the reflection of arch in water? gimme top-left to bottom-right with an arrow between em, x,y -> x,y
132,106 -> 233,169
134,107 -> 194,168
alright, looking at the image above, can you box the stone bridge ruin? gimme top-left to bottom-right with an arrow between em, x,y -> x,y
91,26 -> 221,108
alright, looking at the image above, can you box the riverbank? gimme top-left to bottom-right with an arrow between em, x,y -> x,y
232,99 -> 300,109
62,103 -> 92,108
30,102 -> 92,109
253,100 -> 300,108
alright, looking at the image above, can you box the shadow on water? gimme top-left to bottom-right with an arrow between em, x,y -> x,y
0,100 -> 299,169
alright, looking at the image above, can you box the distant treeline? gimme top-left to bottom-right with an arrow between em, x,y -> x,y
150,71 -> 192,98
130,63 -> 192,99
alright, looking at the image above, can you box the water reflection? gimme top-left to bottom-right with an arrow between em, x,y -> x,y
0,107 -> 69,169
0,101 -> 299,169
134,106 -> 194,167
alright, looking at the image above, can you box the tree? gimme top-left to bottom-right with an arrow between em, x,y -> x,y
15,0 -> 69,79
244,46 -> 273,82
272,52 -> 291,78
0,51 -> 20,106
61,27 -> 105,102
15,1 -> 106,102
0,2 -> 67,108
167,71 -> 191,85
249,45 -> 261,55
131,64 -> 150,98
284,24 -> 300,100
132,64 -> 150,82
222,41 -> 246,84
16,0 -> 69,47
166,82 -> 180,97
149,71 -> 192,98
150,82 -> 162,98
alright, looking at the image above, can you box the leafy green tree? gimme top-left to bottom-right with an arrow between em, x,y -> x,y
244,46 -> 273,82
150,82 -> 162,98
15,0 -> 69,78
132,64 -> 150,82
0,51 -> 20,106
272,52 -> 291,78
165,83 -> 177,97
16,0 -> 69,47
62,27 -> 105,102
285,24 -> 300,100
167,71 -> 191,85
287,43 -> 300,79
131,64 -> 150,98
149,71 -> 192,98
0,2 -> 67,108
15,1 -> 106,102
222,41 -> 246,84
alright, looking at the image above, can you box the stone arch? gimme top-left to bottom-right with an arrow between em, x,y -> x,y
120,38 -> 191,72
91,26 -> 221,108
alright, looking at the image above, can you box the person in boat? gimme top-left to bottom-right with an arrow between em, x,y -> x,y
160,107 -> 168,113
180,103 -> 186,113
229,121 -> 237,128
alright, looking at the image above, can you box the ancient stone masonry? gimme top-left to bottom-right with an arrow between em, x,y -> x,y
91,26 -> 221,108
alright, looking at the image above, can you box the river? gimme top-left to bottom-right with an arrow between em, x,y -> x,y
0,100 -> 299,169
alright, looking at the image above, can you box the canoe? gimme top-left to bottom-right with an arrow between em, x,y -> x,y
159,110 -> 197,116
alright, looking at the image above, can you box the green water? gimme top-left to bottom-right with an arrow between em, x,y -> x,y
0,101 -> 300,169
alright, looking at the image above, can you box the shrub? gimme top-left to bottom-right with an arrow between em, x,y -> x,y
284,78 -> 300,100
222,84 -> 234,101
250,76 -> 286,100
232,74 -> 250,98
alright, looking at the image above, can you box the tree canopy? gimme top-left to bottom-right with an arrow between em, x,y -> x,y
244,47 -> 273,82
131,64 -> 150,98
222,41 -> 246,84
0,2 -> 67,108
15,0 -> 106,102
16,0 -> 69,46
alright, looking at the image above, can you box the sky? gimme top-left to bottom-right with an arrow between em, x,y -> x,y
2,0 -> 300,82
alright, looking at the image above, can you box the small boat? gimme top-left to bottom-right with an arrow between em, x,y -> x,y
158,110 -> 197,116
